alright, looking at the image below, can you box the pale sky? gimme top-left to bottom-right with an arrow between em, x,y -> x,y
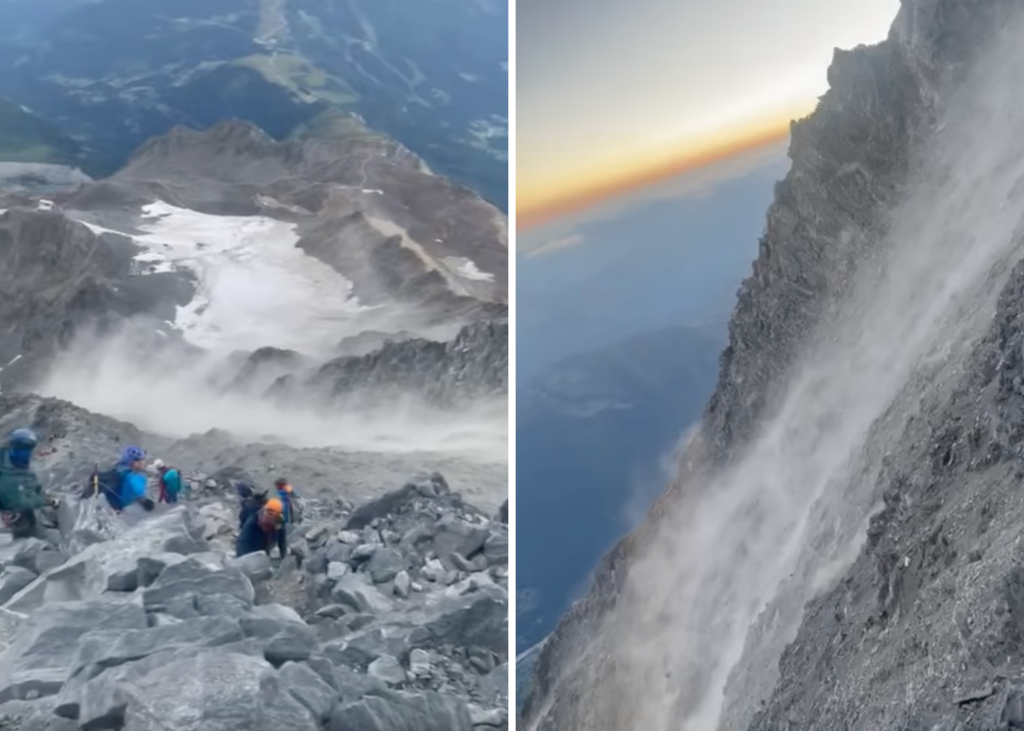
518,0 -> 900,222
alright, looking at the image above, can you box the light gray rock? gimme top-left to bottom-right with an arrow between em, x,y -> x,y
469,705 -> 508,727
409,648 -> 431,677
250,603 -> 304,624
421,559 -> 446,583
5,505 -> 210,613
69,616 -> 245,680
0,567 -> 37,605
393,570 -> 410,598
327,561 -> 349,582
315,604 -> 351,620
142,558 -> 254,611
0,600 -> 148,703
350,544 -> 377,565
264,623 -> 318,665
367,655 -> 406,686
329,691 -> 473,731
278,661 -> 337,724
329,574 -> 394,614
4,556 -> 107,614
482,533 -> 507,566
408,588 -> 507,654
230,551 -> 273,582
119,652 -> 318,731
366,548 -> 405,584
305,524 -> 331,546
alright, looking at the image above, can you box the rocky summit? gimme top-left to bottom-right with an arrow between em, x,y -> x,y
520,1 -> 1024,730
0,418 -> 508,731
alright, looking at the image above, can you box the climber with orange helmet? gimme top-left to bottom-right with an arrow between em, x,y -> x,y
235,496 -> 287,559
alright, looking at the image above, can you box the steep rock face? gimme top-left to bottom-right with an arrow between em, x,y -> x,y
0,209 -> 192,392
270,318 -> 508,409
521,0 -> 1024,729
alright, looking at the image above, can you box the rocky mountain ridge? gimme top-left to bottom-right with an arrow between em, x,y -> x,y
520,0 -> 1024,729
0,117 -> 508,410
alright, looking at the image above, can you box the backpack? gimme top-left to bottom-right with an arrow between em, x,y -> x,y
0,448 -> 44,512
88,464 -> 125,510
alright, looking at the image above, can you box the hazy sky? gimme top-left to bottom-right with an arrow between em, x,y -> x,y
519,0 -> 899,227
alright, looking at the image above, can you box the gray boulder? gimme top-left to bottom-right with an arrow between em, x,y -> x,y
409,589 -> 507,655
367,655 -> 407,686
329,691 -> 473,731
365,548 -> 405,584
264,623 -> 318,665
142,558 -> 254,611
0,600 -> 148,703
119,652 -> 318,731
0,567 -> 37,605
330,574 -> 394,614
483,533 -> 507,566
229,552 -> 273,583
278,661 -> 337,724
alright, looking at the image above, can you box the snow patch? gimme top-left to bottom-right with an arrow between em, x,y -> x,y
76,201 -> 367,354
443,256 -> 494,282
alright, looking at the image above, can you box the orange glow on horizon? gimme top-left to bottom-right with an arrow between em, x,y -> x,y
518,105 -> 813,231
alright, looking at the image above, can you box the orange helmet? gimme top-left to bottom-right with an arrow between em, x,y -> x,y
264,498 -> 284,515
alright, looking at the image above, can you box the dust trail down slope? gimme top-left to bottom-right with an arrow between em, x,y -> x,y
537,8 -> 1024,731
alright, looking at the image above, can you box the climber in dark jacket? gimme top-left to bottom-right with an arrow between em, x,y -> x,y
235,482 -> 268,529
236,498 -> 287,559
0,428 -> 57,541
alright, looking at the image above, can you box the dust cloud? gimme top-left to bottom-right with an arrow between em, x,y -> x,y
554,11 -> 1024,731
37,322 -> 507,466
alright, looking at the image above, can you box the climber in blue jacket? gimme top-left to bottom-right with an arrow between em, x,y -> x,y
99,446 -> 153,512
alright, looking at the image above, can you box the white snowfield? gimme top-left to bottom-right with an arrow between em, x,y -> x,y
84,201 -> 369,354
443,255 -> 495,282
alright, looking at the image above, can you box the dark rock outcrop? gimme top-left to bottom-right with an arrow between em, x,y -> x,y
0,209 -> 193,392
269,318 -> 508,409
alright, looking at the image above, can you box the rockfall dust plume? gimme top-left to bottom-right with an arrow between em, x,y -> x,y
547,9 -> 1024,731
36,323 -> 507,466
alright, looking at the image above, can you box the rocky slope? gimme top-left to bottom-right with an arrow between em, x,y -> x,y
67,119 -> 507,319
0,118 -> 507,412
520,1 -> 1024,729
0,395 -> 508,731
0,208 -> 193,390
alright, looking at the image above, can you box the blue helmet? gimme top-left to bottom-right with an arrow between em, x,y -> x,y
7,428 -> 37,450
121,445 -> 146,463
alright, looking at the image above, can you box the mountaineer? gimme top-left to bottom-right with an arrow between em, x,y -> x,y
236,481 -> 269,528
0,427 -> 59,540
153,460 -> 184,504
93,445 -> 154,513
236,497 -> 287,559
274,477 -> 303,524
